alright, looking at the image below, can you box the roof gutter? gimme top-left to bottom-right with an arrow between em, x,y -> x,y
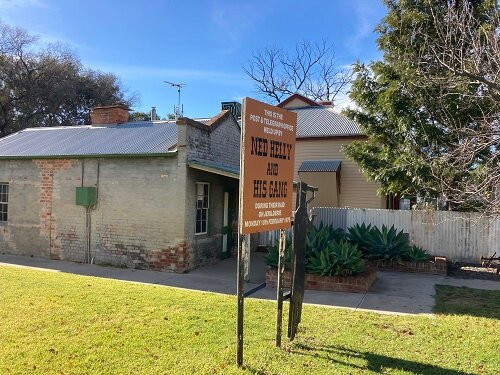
0,151 -> 178,160
187,160 -> 239,179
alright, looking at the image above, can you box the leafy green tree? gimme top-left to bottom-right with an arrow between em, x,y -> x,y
129,112 -> 151,122
344,0 -> 499,214
0,22 -> 136,136
129,111 -> 176,122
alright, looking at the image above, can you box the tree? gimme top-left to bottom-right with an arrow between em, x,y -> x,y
0,22 -> 136,136
129,111 -> 175,121
129,112 -> 152,122
244,40 -> 351,104
344,0 -> 499,215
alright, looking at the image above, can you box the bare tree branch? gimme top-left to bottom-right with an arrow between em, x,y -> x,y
244,40 -> 351,104
414,1 -> 500,215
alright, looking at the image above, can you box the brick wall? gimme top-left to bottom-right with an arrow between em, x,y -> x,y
369,257 -> 447,276
0,113 -> 240,272
186,114 -> 240,171
266,267 -> 377,293
35,159 -> 76,260
0,157 -> 190,271
90,105 -> 129,124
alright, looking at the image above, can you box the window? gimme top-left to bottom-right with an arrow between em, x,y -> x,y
399,198 -> 411,210
0,183 -> 8,222
195,182 -> 209,234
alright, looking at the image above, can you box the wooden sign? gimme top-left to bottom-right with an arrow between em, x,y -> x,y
239,97 -> 297,234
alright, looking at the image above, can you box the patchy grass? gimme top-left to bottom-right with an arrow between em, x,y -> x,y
0,265 -> 498,374
434,284 -> 500,319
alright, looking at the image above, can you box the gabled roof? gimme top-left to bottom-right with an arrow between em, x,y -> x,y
298,160 -> 341,172
291,106 -> 362,138
277,93 -> 320,108
276,93 -> 363,138
0,110 -> 239,159
0,121 -> 178,158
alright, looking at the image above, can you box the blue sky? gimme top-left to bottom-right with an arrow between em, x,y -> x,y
0,0 -> 387,118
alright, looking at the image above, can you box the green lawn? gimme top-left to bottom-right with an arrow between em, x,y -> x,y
0,266 -> 498,374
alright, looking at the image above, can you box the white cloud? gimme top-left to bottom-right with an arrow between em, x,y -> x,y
35,31 -> 88,50
207,1 -> 268,54
344,0 -> 383,56
332,89 -> 359,114
0,0 -> 45,10
0,0 -> 87,50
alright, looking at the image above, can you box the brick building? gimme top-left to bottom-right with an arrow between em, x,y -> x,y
0,105 -> 241,272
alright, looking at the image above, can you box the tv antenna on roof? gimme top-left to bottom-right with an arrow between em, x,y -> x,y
164,81 -> 186,119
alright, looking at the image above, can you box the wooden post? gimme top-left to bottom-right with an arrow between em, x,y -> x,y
275,229 -> 286,347
288,182 -> 308,341
236,234 -> 245,367
244,234 -> 251,282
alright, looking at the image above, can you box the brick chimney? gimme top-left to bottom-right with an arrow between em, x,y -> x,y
91,104 -> 129,125
318,100 -> 334,108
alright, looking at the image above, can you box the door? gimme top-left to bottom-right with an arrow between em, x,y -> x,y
221,190 -> 234,259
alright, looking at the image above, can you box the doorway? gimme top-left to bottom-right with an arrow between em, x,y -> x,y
221,189 -> 235,259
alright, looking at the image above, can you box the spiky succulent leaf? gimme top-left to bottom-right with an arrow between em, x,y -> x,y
264,236 -> 292,269
403,245 -> 429,263
306,244 -> 337,276
331,240 -> 365,276
346,223 -> 372,253
365,224 -> 411,261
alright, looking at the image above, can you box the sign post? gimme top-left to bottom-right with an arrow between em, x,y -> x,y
236,97 -> 297,366
275,228 -> 287,347
288,181 -> 309,340
236,234 -> 245,367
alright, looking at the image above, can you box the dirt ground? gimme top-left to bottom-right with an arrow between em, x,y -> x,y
447,262 -> 499,281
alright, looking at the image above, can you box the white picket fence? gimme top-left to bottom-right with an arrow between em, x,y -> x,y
258,207 -> 499,263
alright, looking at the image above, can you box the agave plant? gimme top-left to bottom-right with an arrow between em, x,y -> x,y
306,222 -> 345,257
364,225 -> 411,262
331,240 -> 365,276
403,245 -> 429,263
346,223 -> 372,253
307,240 -> 365,276
264,236 -> 292,269
306,244 -> 337,276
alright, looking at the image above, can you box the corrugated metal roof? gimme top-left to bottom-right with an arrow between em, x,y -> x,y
0,121 -> 178,157
290,106 -> 362,138
298,160 -> 341,172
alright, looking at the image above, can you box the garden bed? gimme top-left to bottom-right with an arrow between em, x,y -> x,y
266,267 -> 377,293
369,256 -> 447,276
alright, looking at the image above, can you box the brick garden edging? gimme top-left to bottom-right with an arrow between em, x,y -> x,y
266,267 -> 377,293
369,256 -> 447,276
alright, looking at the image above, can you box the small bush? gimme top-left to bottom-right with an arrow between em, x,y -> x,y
364,224 -> 411,262
266,223 -> 345,269
265,222 -> 430,275
306,222 -> 345,257
264,236 -> 292,269
306,246 -> 337,276
346,223 -> 372,253
403,245 -> 429,263
307,240 -> 365,276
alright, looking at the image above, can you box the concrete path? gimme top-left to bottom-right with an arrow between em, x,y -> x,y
1,253 -> 499,315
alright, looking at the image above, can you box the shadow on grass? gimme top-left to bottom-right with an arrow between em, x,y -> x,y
434,285 -> 500,319
291,344 -> 475,375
